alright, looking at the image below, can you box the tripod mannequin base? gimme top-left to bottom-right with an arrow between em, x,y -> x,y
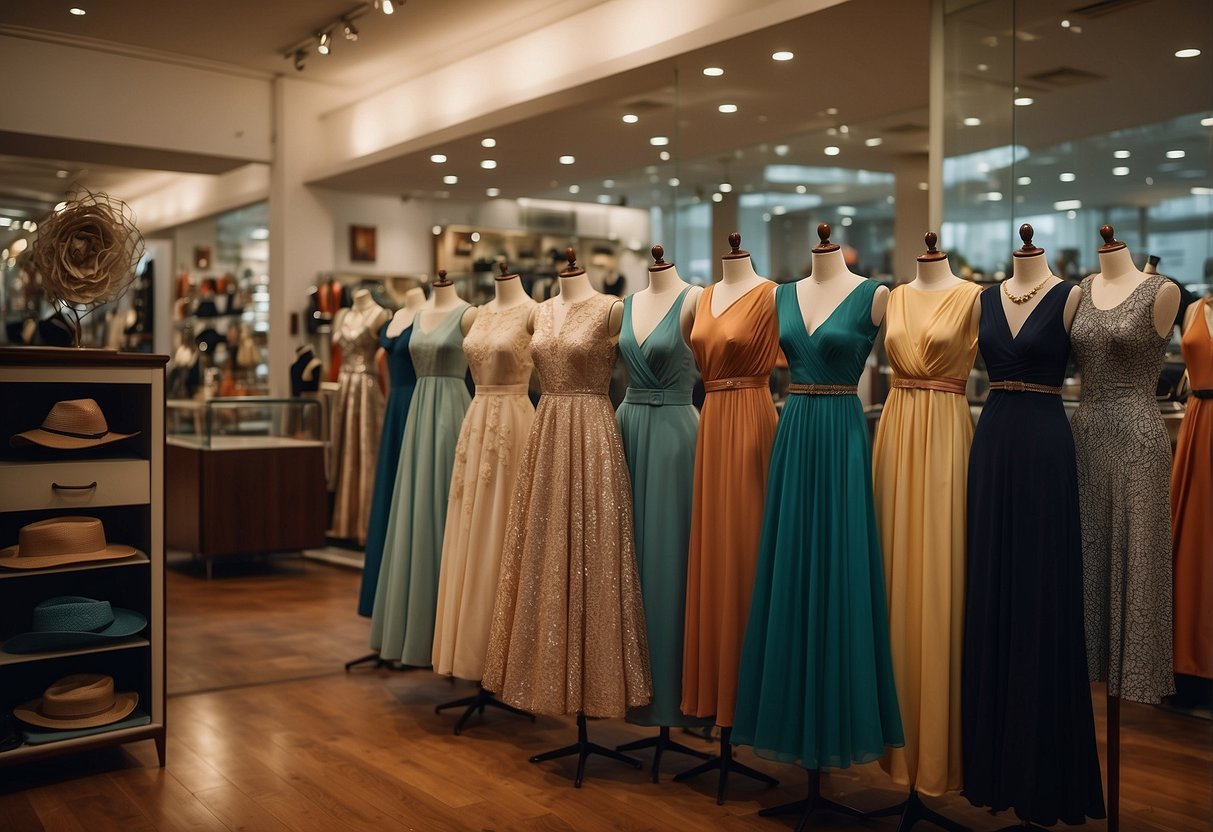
865,789 -> 970,832
672,727 -> 778,804
529,714 -> 643,788
434,685 -> 535,735
761,770 -> 865,832
615,725 -> 713,783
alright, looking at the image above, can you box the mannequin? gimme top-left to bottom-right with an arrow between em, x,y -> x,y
713,233 -> 770,315
489,261 -> 537,310
292,344 -> 323,393
908,231 -> 981,332
1091,226 -> 1179,338
630,245 -> 703,346
533,248 -> 623,337
386,287 -> 429,338
334,288 -> 390,335
422,271 -> 478,336
797,223 -> 888,331
1001,224 -> 1081,336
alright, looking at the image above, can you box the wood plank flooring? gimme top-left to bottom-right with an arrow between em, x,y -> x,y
1,557 -> 1209,831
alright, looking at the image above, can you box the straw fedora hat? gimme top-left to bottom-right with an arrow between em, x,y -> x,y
0,517 -> 138,570
14,674 -> 138,729
11,398 -> 138,449
3,596 -> 147,654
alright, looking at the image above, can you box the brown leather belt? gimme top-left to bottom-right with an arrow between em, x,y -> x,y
788,384 -> 857,396
989,380 -> 1063,395
892,376 -> 967,396
704,375 -> 768,393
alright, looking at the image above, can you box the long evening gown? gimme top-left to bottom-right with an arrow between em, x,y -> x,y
733,281 -> 903,768
432,305 -> 535,680
1172,297 -> 1213,679
370,304 -> 471,666
617,288 -> 705,727
1071,274 -> 1175,703
330,307 -> 389,543
872,281 -> 981,795
682,282 -> 780,727
358,322 -> 418,618
483,293 -> 652,717
963,283 -> 1105,825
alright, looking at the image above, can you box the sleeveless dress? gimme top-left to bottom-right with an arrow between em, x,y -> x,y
963,283 -> 1105,825
872,282 -> 982,795
482,293 -> 652,717
617,288 -> 705,727
370,304 -> 472,666
1172,297 -> 1213,679
682,282 -> 780,727
358,322 -> 418,618
330,307 -> 389,543
733,281 -> 903,769
1071,274 -> 1175,703
432,305 -> 535,680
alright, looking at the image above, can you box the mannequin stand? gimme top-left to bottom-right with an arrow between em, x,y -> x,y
866,789 -> 970,831
760,770 -> 863,832
529,714 -> 643,788
615,725 -> 713,783
672,727 -> 778,804
1108,692 -> 1120,832
344,653 -> 398,671
993,823 -> 1049,831
434,684 -> 535,736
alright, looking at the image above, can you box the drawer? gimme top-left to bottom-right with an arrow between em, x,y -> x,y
0,460 -> 150,512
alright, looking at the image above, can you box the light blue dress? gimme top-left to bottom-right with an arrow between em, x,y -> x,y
370,303 -> 471,665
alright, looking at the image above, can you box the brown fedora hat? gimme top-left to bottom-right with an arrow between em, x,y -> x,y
0,517 -> 138,571
11,399 -> 138,450
14,674 -> 138,729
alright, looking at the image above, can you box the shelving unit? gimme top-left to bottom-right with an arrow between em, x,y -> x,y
0,347 -> 167,767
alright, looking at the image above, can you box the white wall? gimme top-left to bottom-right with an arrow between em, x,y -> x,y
125,164 -> 270,235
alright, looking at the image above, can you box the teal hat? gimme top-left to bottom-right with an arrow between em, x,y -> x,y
3,597 -> 146,654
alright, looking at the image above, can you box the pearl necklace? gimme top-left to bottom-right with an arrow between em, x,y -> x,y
1002,276 -> 1050,305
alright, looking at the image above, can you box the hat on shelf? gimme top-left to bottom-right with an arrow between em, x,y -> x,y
3,596 -> 147,654
10,398 -> 138,449
14,674 -> 138,730
0,517 -> 138,571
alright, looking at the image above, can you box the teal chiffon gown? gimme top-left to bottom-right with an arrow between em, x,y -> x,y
732,280 -> 904,769
370,304 -> 471,666
617,288 -> 707,727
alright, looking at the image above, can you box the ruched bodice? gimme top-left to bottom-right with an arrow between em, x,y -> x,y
690,283 -> 780,383
621,288 -> 698,395
778,280 -> 879,384
885,283 -> 982,381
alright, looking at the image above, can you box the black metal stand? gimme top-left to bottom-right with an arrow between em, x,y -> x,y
672,726 -> 778,804
434,685 -> 535,736
866,788 -> 970,832
615,725 -> 713,783
344,652 -> 396,671
1107,692 -> 1120,832
529,713 -> 643,788
760,770 -> 864,832
992,823 -> 1049,831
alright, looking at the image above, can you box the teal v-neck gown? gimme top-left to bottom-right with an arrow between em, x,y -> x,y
370,304 -> 471,666
617,288 -> 707,727
733,281 -> 903,770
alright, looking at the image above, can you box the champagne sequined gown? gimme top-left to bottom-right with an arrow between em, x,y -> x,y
483,292 -> 652,717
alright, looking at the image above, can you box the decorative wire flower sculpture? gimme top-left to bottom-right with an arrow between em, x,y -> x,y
29,191 -> 145,347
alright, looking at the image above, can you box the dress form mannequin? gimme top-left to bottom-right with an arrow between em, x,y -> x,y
536,248 -> 623,338
1002,225 -> 1082,336
909,232 -> 982,331
630,245 -> 703,345
386,287 -> 429,338
294,343 -> 322,387
714,234 -> 770,315
423,271 -> 477,336
798,224 -> 889,331
489,262 -> 535,311
1091,226 -> 1179,338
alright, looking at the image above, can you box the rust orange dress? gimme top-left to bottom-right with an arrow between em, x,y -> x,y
1172,298 -> 1213,679
682,282 -> 780,726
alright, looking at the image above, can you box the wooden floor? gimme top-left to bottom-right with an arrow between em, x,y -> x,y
1,556 -> 1210,832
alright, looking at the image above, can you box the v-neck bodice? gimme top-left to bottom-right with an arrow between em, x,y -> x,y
409,303 -> 470,378
777,280 -> 879,385
621,288 -> 698,394
978,281 -> 1071,388
885,283 -> 983,381
532,293 -> 618,394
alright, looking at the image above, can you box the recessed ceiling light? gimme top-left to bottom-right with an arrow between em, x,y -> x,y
470,232 -> 481,243
559,155 -> 575,165
719,183 -> 733,193
918,182 -> 929,190
1113,167 -> 1130,176
1191,186 -> 1213,195
56,169 -> 70,178
825,107 -> 838,116
650,136 -> 669,146
1014,97 -> 1034,106
718,103 -> 738,114
837,205 -> 856,216
603,179 -> 616,188
0,218 -> 10,228
431,225 -> 442,236
865,137 -> 883,147
824,146 -> 840,156
486,187 -> 500,197
1054,199 -> 1082,211
480,159 -> 497,169
1017,176 -> 1032,185
644,165 -> 658,174
703,66 -> 724,76
481,137 -> 496,148
839,125 -> 850,134
762,213 -> 772,222
774,144 -> 790,156
1113,149 -> 1131,158
772,51 -> 794,61
711,192 -> 723,202
430,154 -> 447,163
795,185 -> 807,194
1175,48 -> 1202,58
772,206 -> 787,216
621,114 -> 638,124
1202,116 -> 1213,127
668,177 -> 680,187
1059,172 -> 1077,182
963,117 -> 982,126
658,151 -> 670,161
980,191 -> 1004,201
443,175 -> 458,185
69,7 -> 86,15
597,195 -> 611,204
569,184 -> 580,194
1166,149 -> 1186,159
840,216 -> 853,226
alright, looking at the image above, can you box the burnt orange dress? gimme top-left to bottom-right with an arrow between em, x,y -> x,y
1172,297 -> 1213,679
682,283 -> 780,726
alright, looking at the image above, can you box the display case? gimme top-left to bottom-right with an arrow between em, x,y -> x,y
166,397 -> 326,577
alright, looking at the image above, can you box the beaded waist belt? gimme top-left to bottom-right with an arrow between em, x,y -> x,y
624,387 -> 694,407
892,376 -> 967,396
1193,389 -> 1213,400
475,383 -> 529,396
788,384 -> 857,396
988,380 -> 1063,395
704,375 -> 768,393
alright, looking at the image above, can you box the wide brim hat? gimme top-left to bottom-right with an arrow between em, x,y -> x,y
0,517 -> 138,570
14,674 -> 138,730
3,597 -> 147,654
11,398 -> 138,450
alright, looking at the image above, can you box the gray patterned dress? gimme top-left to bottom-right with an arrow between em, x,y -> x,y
1070,274 -> 1175,704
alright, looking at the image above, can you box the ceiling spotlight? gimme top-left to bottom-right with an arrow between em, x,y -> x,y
69,7 -> 86,15
317,31 -> 331,55
865,137 -> 883,147
479,138 -> 496,149
1113,167 -> 1130,176
719,183 -> 733,193
1014,97 -> 1034,106
840,216 -> 853,226
774,144 -> 790,156
1017,176 -> 1032,185
703,66 -> 724,76
963,116 -> 981,126
772,206 -> 787,216
762,213 -> 772,223
711,192 -> 723,202
603,179 -> 616,188
824,146 -> 840,156
1054,199 -> 1082,211
1202,117 -> 1213,127
559,155 -> 575,165
1175,48 -> 1202,58
569,184 -> 580,194
622,114 -> 639,124
0,218 -> 10,228
825,107 -> 839,115
668,177 -> 680,187
343,20 -> 359,40
795,185 -> 807,194
56,169 -> 70,178
1059,172 -> 1077,182
597,195 -> 611,204
486,187 -> 500,197
718,103 -> 738,114
480,159 -> 497,169
293,48 -> 308,71
430,154 -> 447,163
772,51 -> 794,61
470,232 -> 481,242
658,151 -> 671,161
1191,186 -> 1213,195
443,175 -> 458,185
1113,149 -> 1131,158
650,136 -> 670,146
376,0 -> 396,14
1166,149 -> 1186,159
1061,18 -> 1071,28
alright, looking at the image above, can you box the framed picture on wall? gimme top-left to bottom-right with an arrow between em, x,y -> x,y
350,225 -> 377,263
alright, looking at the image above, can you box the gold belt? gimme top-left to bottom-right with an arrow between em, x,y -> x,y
892,376 -> 967,396
704,375 -> 768,393
788,383 -> 857,396
989,380 -> 1063,395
